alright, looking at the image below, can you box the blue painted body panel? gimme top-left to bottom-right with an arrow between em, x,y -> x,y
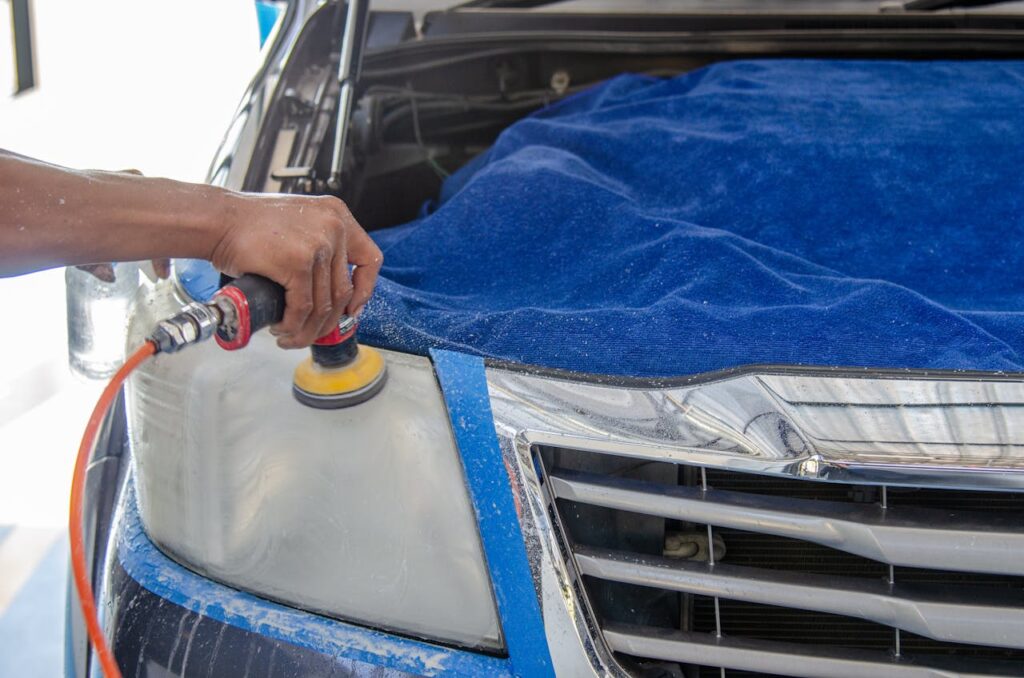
255,1 -> 282,47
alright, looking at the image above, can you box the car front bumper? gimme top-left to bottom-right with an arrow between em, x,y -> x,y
84,348 -> 1024,678
102,482 -> 510,678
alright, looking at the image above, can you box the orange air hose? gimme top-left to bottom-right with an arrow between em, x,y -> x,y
69,341 -> 156,678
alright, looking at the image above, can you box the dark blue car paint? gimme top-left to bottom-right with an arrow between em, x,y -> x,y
106,556 -> 416,678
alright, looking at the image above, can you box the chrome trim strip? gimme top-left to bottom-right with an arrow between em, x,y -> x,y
487,368 -> 1024,491
576,547 -> 1024,650
550,469 -> 1024,577
602,626 -> 1018,678
491,423 -> 627,677
486,366 -> 1024,676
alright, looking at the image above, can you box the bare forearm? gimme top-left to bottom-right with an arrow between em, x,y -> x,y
0,150 -> 228,276
0,149 -> 383,348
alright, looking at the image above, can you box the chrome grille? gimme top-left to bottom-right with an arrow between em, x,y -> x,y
485,365 -> 1024,677
543,449 -> 1024,678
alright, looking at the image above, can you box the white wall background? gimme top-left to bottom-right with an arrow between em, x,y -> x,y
0,2 -> 262,673
0,0 -> 261,530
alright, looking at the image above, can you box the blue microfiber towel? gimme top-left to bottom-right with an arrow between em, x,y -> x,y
359,59 -> 1024,377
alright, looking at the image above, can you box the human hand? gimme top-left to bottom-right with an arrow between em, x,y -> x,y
209,193 -> 383,349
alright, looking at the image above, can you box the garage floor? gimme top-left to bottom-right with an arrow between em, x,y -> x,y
0,1 -> 260,673
0,526 -> 67,677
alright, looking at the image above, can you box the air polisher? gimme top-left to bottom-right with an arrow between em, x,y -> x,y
150,273 -> 387,408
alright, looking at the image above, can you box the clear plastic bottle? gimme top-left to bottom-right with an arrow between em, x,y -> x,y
65,262 -> 140,379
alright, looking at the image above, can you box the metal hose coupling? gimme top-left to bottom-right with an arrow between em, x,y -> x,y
148,302 -> 222,354
148,274 -> 285,354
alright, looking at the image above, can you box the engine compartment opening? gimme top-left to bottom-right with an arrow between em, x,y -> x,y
253,4 -> 1024,232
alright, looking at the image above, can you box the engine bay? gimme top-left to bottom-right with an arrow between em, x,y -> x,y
251,4 -> 1024,231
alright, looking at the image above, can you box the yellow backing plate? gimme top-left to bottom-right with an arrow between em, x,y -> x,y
293,346 -> 386,396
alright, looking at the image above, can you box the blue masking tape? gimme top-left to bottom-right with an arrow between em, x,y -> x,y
431,349 -> 555,678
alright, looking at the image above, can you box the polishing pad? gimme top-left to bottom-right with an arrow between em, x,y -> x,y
292,345 -> 388,409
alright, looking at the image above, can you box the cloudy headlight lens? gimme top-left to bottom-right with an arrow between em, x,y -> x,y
125,281 -> 502,650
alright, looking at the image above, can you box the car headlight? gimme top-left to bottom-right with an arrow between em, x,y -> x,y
124,278 -> 503,651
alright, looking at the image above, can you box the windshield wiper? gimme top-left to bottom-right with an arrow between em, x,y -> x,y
881,0 -> 1022,11
453,0 -> 566,7
460,0 -> 1019,12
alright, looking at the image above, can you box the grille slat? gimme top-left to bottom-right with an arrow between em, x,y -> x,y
604,625 -> 1022,678
543,450 -> 1024,676
575,546 -> 1024,649
550,468 -> 1024,577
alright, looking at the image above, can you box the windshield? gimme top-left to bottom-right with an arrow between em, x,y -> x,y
530,0 -> 1024,9
380,0 -> 1024,12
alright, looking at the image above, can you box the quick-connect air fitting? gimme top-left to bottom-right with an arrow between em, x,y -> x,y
148,302 -> 222,354
147,274 -> 284,355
